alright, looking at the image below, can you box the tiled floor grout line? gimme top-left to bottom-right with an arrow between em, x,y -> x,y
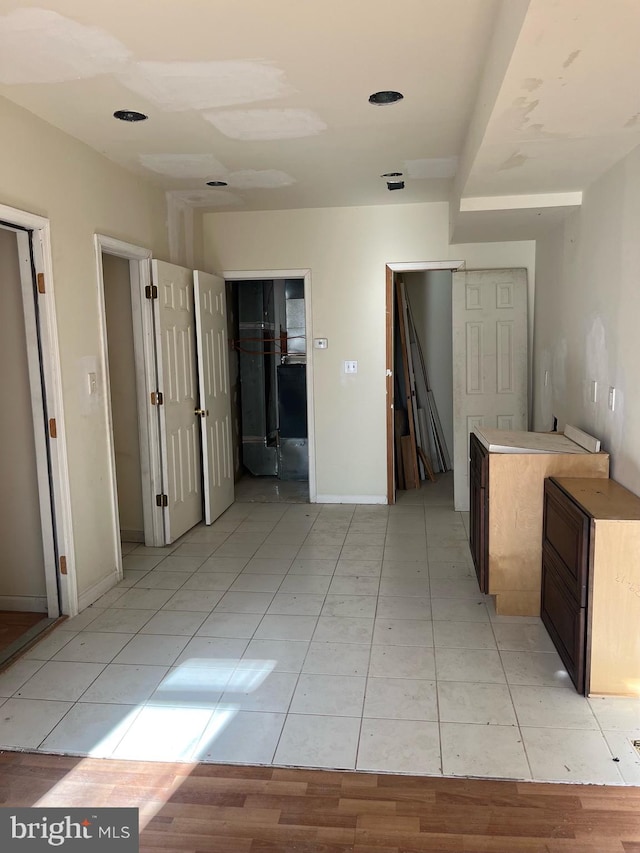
4,487 -> 637,781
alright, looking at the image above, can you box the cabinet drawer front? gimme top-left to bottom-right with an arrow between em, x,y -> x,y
541,552 -> 586,693
543,480 -> 590,604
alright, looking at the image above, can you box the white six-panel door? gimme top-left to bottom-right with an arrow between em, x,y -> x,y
193,271 -> 234,524
452,269 -> 528,511
152,260 -> 203,542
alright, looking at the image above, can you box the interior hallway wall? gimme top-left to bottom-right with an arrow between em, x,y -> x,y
404,270 -> 454,463
0,228 -> 47,607
203,203 -> 535,501
533,142 -> 640,495
102,253 -> 144,539
0,94 -> 168,609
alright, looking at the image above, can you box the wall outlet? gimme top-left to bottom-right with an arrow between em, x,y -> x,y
344,360 -> 358,374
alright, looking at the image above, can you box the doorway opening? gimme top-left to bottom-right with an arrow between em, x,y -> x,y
386,261 -> 463,505
95,235 -> 163,570
0,215 -> 68,659
225,269 -> 315,504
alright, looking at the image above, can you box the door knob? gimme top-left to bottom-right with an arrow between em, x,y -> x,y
194,408 -> 207,417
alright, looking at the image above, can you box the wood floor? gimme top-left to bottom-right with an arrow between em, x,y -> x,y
0,752 -> 638,852
0,610 -> 48,655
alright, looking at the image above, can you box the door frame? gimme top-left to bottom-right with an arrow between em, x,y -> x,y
0,203 -> 75,616
223,268 -> 317,503
385,260 -> 465,505
94,235 -> 165,558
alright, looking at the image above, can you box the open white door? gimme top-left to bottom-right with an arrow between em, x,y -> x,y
193,271 -> 234,524
452,269 -> 528,511
152,260 -> 203,543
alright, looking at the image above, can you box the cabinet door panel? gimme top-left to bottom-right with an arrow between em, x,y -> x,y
541,547 -> 586,693
543,479 -> 590,606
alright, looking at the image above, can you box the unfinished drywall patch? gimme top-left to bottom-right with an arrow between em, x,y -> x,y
404,158 -> 458,179
203,108 -> 327,140
0,7 -> 130,84
119,60 -> 295,111
139,153 -> 227,179
167,189 -> 243,208
227,170 -> 295,189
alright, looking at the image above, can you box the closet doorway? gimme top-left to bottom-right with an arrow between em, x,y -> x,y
0,218 -> 66,658
225,269 -> 316,504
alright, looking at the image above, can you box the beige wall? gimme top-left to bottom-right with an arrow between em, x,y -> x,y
102,253 -> 144,539
533,143 -> 640,495
0,228 -> 46,605
203,203 -> 535,500
0,94 -> 168,607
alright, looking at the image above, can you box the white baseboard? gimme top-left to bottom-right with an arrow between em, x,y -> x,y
0,595 -> 48,612
78,570 -> 121,612
315,494 -> 388,505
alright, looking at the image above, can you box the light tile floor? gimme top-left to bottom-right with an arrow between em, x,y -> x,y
1,474 -> 639,784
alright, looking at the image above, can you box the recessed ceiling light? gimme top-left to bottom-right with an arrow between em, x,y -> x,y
113,109 -> 148,122
206,180 -> 228,187
381,172 -> 403,178
369,90 -> 404,106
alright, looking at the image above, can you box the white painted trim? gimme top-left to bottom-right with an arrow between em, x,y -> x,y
14,231 -> 59,617
0,596 -> 48,612
77,570 -> 120,612
223,268 -> 317,503
315,494 -> 387,505
0,202 -> 77,617
460,192 -> 582,212
94,235 -> 164,563
387,260 -> 465,272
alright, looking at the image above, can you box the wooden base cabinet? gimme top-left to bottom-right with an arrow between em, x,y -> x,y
469,432 -> 609,616
542,477 -> 640,696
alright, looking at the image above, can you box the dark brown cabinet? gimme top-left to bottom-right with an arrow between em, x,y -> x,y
469,432 -> 489,593
541,477 -> 640,696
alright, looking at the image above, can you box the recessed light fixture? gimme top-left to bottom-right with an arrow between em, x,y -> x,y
369,90 -> 404,106
381,172 -> 403,178
113,109 -> 148,122
206,180 -> 228,187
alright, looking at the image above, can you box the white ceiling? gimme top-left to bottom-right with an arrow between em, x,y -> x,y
1,0 -> 639,238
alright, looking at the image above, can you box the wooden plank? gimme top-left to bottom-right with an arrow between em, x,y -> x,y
417,445 -> 436,482
564,423 -> 601,453
401,435 -> 418,489
394,276 -> 419,487
405,293 -> 451,471
394,409 -> 406,490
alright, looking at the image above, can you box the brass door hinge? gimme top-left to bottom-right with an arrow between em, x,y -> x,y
59,556 -> 67,575
156,494 -> 168,507
37,272 -> 46,294
49,417 -> 57,438
151,391 -> 164,406
145,284 -> 158,300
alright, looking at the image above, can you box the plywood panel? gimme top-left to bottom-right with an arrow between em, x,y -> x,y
488,452 -> 609,615
589,521 -> 640,696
